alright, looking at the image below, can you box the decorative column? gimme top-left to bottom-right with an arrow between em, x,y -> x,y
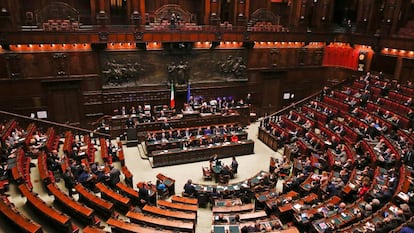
139,0 -> 146,25
319,0 -> 330,29
380,0 -> 398,35
236,0 -> 246,25
130,0 -> 141,26
390,0 -> 402,34
210,0 -> 221,25
205,0 -> 211,25
356,0 -> 374,33
96,0 -> 108,26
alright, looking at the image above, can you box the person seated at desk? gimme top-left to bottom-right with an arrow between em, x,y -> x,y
174,129 -> 183,139
221,165 -> 233,178
129,106 -> 136,115
78,168 -> 96,191
241,222 -> 261,233
120,106 -> 128,116
204,126 -> 212,135
156,179 -> 167,192
183,179 -> 196,197
125,116 -> 134,128
184,128 -> 192,139
146,132 -> 156,142
138,185 -> 150,207
162,118 -> 172,130
214,214 -> 229,224
221,125 -> 229,134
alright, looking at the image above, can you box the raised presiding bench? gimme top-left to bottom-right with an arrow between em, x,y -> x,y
46,184 -> 95,225
0,195 -> 42,233
145,131 -> 248,154
95,183 -> 131,213
18,184 -> 75,233
142,204 -> 197,222
110,111 -> 243,138
106,218 -> 174,233
150,140 -> 254,167
126,211 -> 195,232
75,184 -> 114,219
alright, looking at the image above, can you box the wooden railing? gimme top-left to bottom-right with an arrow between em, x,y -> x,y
0,110 -> 110,139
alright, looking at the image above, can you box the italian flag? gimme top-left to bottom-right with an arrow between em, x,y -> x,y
170,82 -> 175,109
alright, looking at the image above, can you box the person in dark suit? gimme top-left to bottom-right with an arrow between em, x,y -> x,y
162,118 -> 172,130
138,185 -> 149,207
183,179 -> 196,197
62,167 -> 76,196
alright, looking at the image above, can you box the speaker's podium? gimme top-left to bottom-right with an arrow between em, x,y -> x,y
126,128 -> 138,147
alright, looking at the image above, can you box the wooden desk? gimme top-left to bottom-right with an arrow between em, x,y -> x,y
146,131 -> 248,154
214,198 -> 242,207
312,200 -> 367,232
142,205 -> 196,221
82,225 -> 108,233
106,218 -> 174,233
258,127 -> 279,152
0,195 -> 42,233
212,203 -> 254,214
265,191 -> 299,211
47,183 -> 95,225
213,210 -> 268,224
110,111 -> 242,138
195,171 -> 270,195
136,182 -> 157,205
294,196 -> 341,224
157,199 -> 198,212
126,211 -> 194,232
95,183 -> 131,213
75,184 -> 114,219
278,193 -> 318,214
151,140 -> 254,167
212,225 -> 240,233
121,166 -> 133,187
171,195 -> 198,205
18,184 -> 73,233
116,182 -> 140,206
156,173 -> 175,195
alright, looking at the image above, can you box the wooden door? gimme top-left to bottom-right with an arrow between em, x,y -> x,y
44,80 -> 81,124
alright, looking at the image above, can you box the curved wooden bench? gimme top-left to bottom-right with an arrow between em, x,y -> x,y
157,199 -> 198,213
106,218 -> 174,233
0,195 -> 43,233
171,195 -> 198,205
116,182 -> 140,206
95,182 -> 131,213
75,184 -> 114,219
126,211 -> 194,232
142,204 -> 196,222
47,183 -> 95,225
18,184 -> 74,233
83,225 -> 108,233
